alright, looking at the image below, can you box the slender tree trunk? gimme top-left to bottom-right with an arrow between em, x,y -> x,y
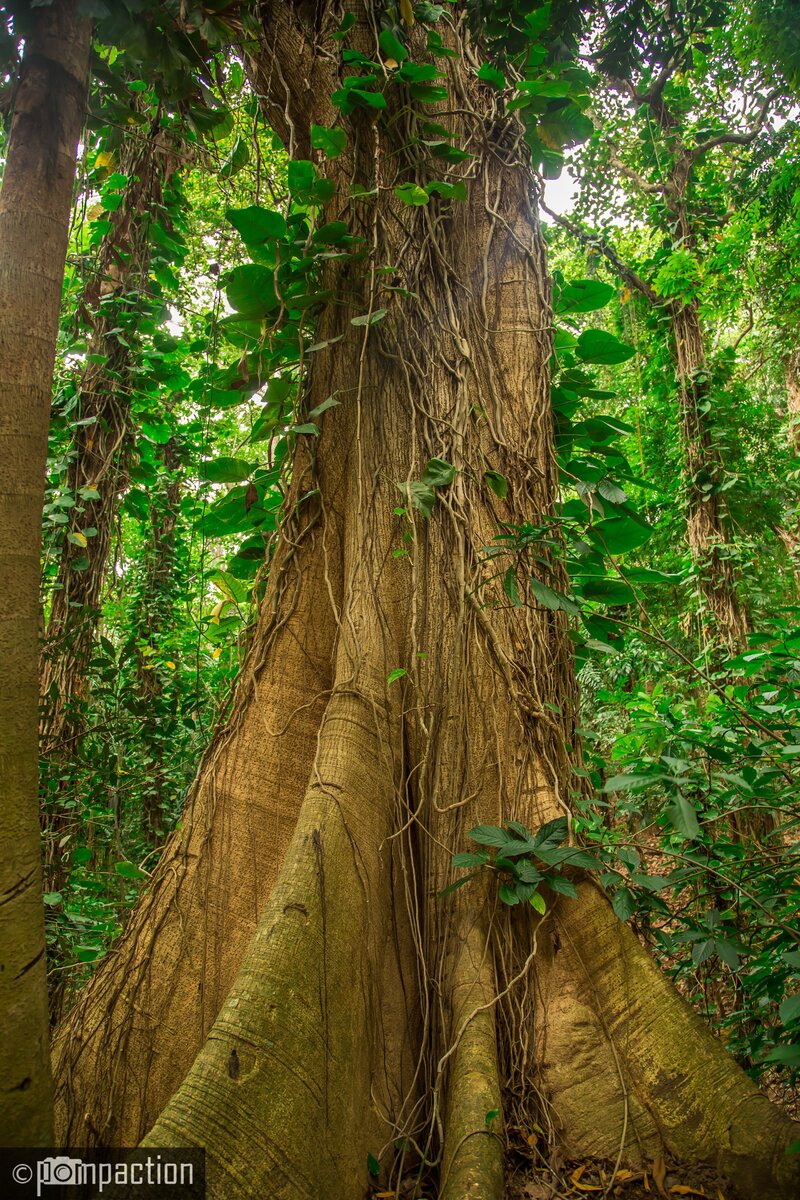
672,302 -> 750,649
40,118 -> 181,755
0,1 -> 90,1146
126,435 -> 184,842
777,351 -> 800,591
53,8 -> 799,1195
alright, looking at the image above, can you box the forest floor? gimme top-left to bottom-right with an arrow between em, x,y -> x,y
368,1154 -> 742,1199
504,1155 -> 741,1200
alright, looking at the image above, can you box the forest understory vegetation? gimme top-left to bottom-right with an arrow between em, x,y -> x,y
2,0 -> 800,1198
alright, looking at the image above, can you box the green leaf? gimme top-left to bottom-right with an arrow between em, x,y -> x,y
425,180 -> 467,201
226,265 -> 278,319
484,470 -> 508,499
421,457 -> 455,487
428,141 -> 473,162
219,136 -> 250,179
503,567 -> 522,608
499,883 -> 520,905
332,11 -> 355,39
469,824 -> 512,848
395,183 -> 430,206
43,892 -> 63,906
379,27 -> 408,62
477,63 -> 506,89
588,517 -> 652,555
397,480 -> 436,517
532,817 -> 568,851
387,667 -> 407,684
201,457 -> 254,484
692,938 -> 716,965
351,308 -> 387,327
544,874 -> 578,898
452,851 -> 489,869
115,861 -> 148,880
309,395 -> 340,418
575,329 -> 635,365
603,774 -> 655,793
612,887 -> 635,922
780,995 -> 800,1025
764,1045 -> 800,1067
439,870 -> 482,897
72,847 -> 92,865
367,1153 -> 381,1178
484,1108 -> 500,1125
226,205 -> 287,244
313,220 -> 349,244
529,891 -> 547,914
311,124 -> 347,158
555,279 -> 615,315
668,794 -> 701,841
530,577 -> 580,615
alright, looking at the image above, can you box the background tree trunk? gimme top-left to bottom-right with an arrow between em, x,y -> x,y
0,0 -> 90,1146
40,119 -> 182,761
672,301 -> 750,649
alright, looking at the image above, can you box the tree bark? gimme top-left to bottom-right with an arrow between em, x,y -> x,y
53,7 -> 799,1195
0,1 -> 90,1146
672,302 -> 750,649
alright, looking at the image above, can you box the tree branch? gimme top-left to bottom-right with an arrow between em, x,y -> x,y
684,88 -> 780,166
539,200 -> 660,305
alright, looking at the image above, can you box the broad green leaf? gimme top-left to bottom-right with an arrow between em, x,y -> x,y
469,824 -> 513,848
421,457 -> 455,486
603,774 -> 656,792
115,861 -> 148,880
668,794 -> 701,841
200,457 -> 254,484
352,309 -> 387,326
219,136 -> 250,179
555,279 -> 615,314
575,329 -> 635,365
530,891 -> 547,914
764,1045 -> 800,1067
395,183 -> 430,206
612,887 -> 635,922
379,27 -> 408,62
499,883 -> 521,905
452,851 -> 489,869
484,470 -> 508,498
311,124 -> 347,158
780,995 -> 800,1025
477,63 -> 506,89
226,264 -> 278,319
226,204 -> 287,243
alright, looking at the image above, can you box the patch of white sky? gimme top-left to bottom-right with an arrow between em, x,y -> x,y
542,166 -> 579,219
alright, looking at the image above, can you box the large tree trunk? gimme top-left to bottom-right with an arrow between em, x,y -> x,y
54,8 -> 798,1195
671,302 -> 750,649
0,1 -> 90,1145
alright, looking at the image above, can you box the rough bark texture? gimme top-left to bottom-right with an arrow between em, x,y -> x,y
0,1 -> 90,1146
54,6 -> 799,1196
